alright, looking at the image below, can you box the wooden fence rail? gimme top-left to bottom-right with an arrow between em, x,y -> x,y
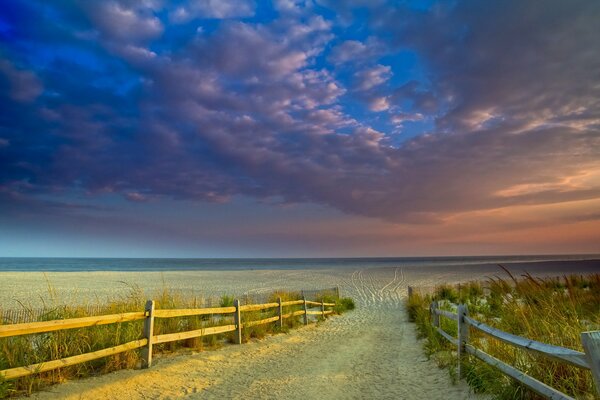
0,312 -> 146,338
0,296 -> 336,380
422,294 -> 600,400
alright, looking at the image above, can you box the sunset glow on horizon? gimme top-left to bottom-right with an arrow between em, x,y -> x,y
1,1 -> 599,257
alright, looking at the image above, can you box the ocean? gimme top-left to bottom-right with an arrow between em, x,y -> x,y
0,254 -> 597,272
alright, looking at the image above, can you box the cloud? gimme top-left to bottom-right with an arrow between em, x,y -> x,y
376,1 -> 600,133
112,44 -> 158,64
0,0 -> 599,232
328,38 -> 382,65
0,60 -> 43,102
390,112 -> 423,125
390,81 -> 439,115
273,0 -> 310,15
125,192 -> 149,202
368,96 -> 389,112
86,1 -> 163,42
169,6 -> 191,23
189,22 -> 312,78
170,0 -> 256,21
354,64 -> 392,91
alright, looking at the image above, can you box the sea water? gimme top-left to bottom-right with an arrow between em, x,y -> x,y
0,254 -> 597,272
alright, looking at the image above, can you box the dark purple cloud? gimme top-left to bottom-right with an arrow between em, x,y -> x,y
0,60 -> 43,102
0,0 -> 599,229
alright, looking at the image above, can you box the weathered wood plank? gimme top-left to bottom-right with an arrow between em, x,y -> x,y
282,310 -> 306,319
431,301 -> 439,327
581,331 -> 600,395
234,299 -> 242,344
435,326 -> 458,346
302,297 -> 308,325
465,316 -> 589,369
277,297 -> 283,328
281,300 -> 304,306
323,310 -> 334,315
245,316 -> 280,328
0,339 -> 147,380
435,309 -> 458,321
304,300 -> 322,306
239,303 -> 279,312
457,304 -> 469,378
297,300 -> 335,307
0,312 -> 146,338
141,300 -> 154,369
466,344 -> 575,400
306,311 -> 323,315
153,307 -> 236,318
153,324 -> 237,344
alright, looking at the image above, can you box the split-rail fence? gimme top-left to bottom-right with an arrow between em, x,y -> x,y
0,296 -> 336,381
407,286 -> 600,400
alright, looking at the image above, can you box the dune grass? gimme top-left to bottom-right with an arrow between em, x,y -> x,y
0,285 -> 353,398
407,271 -> 600,399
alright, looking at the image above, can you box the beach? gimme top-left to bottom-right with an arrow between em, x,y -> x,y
1,259 -> 598,399
3,0 -> 599,397
2,259 -> 598,310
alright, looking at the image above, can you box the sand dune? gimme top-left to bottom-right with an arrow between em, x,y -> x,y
5,260 -> 598,399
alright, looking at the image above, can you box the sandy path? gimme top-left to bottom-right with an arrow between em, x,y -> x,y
23,268 -> 481,400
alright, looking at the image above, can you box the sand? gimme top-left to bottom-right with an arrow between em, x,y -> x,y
2,260 -> 598,399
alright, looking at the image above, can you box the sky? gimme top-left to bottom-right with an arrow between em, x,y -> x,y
0,0 -> 599,258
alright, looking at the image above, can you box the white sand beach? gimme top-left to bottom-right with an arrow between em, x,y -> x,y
2,260 -> 598,399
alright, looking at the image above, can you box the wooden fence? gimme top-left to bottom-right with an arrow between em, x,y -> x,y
0,296 -> 336,381
410,286 -> 600,400
0,287 -> 341,324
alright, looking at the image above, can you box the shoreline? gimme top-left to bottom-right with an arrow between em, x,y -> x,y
0,255 -> 598,273
1,259 -> 598,310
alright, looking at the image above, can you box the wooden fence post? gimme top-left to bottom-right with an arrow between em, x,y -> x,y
408,286 -> 413,299
303,296 -> 308,325
234,299 -> 242,344
457,303 -> 469,379
321,300 -> 325,318
431,301 -> 439,328
141,300 -> 155,369
335,286 -> 340,299
277,297 -> 283,328
581,331 -> 600,395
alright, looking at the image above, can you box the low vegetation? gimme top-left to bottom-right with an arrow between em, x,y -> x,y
407,270 -> 600,400
0,285 -> 353,398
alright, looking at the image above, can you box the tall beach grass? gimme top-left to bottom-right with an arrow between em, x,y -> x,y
0,283 -> 354,398
407,270 -> 600,399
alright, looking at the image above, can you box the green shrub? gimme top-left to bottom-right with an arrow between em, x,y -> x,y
219,295 -> 234,307
434,284 -> 459,303
335,297 -> 355,313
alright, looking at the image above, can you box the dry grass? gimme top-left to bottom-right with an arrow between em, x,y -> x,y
0,284 -> 351,398
407,271 -> 600,399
